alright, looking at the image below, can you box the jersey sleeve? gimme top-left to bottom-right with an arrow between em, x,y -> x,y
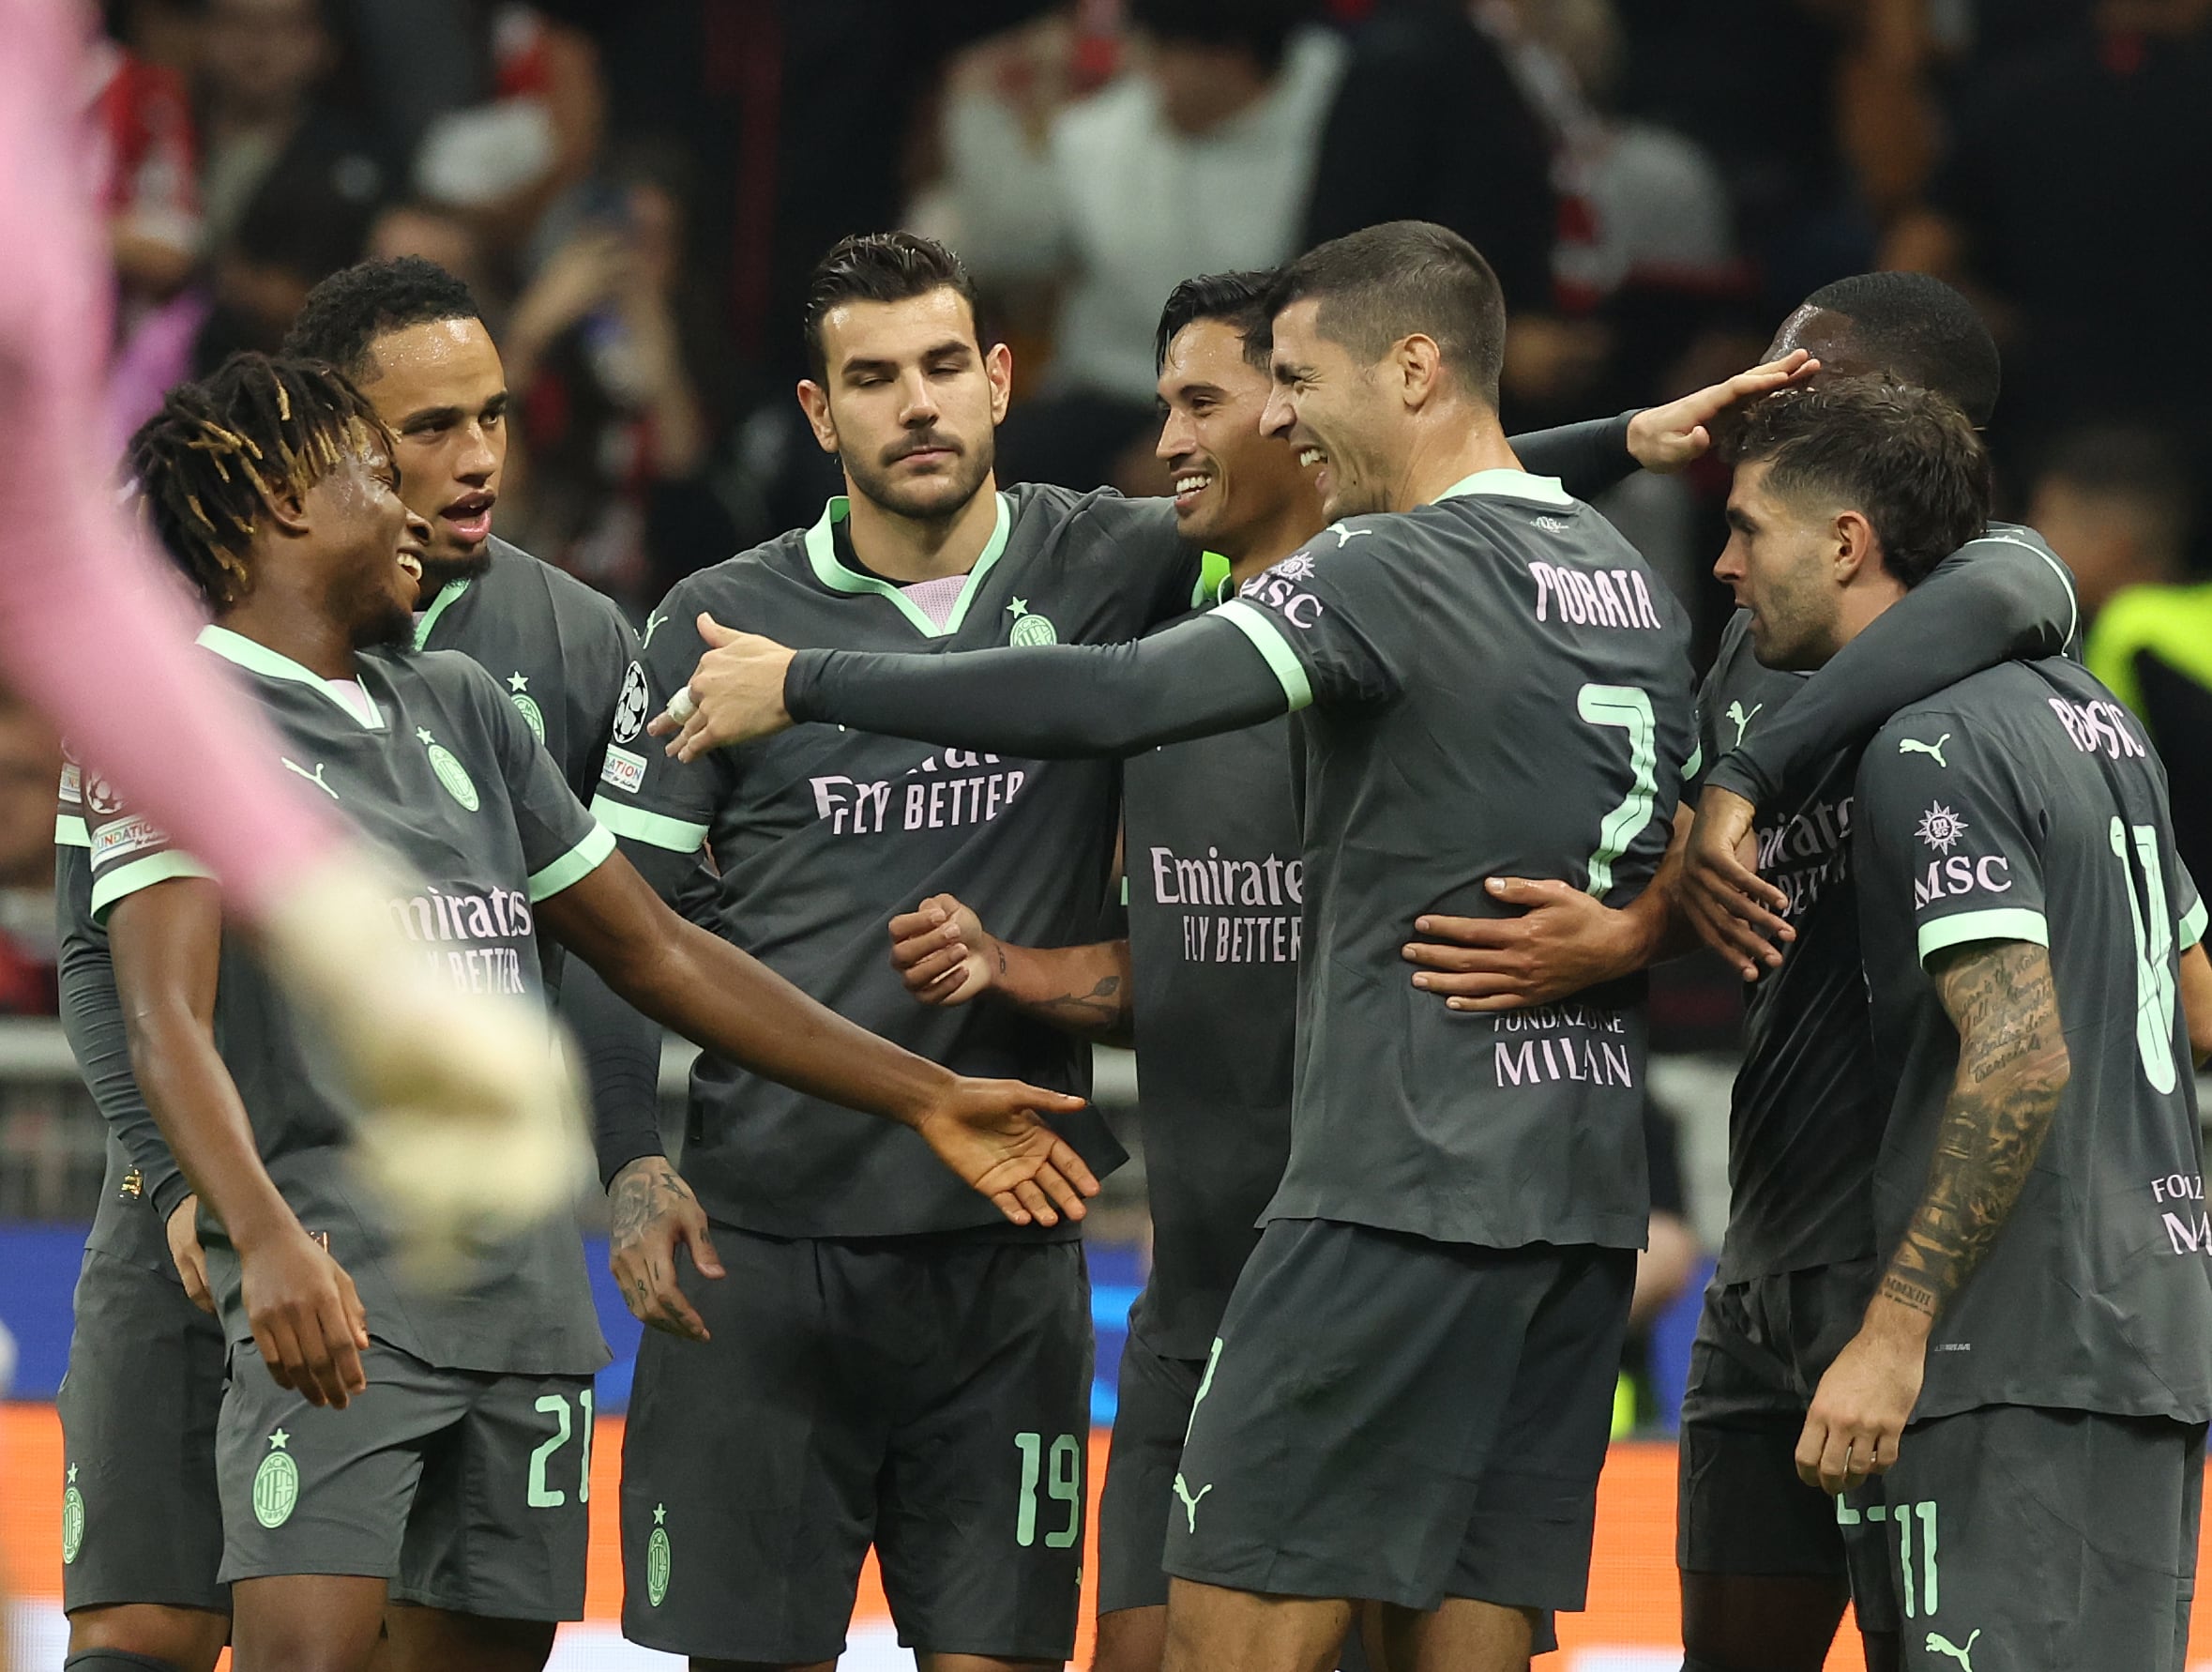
81,766 -> 215,924
573,592 -> 646,803
468,663 -> 614,901
55,827 -> 191,1222
588,580 -> 728,894
2178,860 -> 2205,953
1509,413 -> 1637,504
1704,529 -> 2080,811
1856,713 -> 2049,968
1210,522 -> 1408,712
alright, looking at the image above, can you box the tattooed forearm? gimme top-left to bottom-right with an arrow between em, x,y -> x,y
1878,939 -> 2070,1319
995,940 -> 1135,1042
1032,976 -> 1129,1036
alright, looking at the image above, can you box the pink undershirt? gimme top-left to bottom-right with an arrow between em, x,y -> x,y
0,0 -> 338,919
900,574 -> 968,631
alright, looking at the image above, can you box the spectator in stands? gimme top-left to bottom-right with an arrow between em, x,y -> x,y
0,702 -> 61,1018
1885,0 -> 2212,471
190,143 -> 379,370
500,142 -> 738,605
192,0 -> 384,258
944,0 -> 1347,493
2033,429 -> 2212,891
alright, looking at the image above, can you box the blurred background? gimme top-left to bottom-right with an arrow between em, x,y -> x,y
7,0 -> 2212,1664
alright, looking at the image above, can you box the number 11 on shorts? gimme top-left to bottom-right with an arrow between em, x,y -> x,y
1015,1432 -> 1082,1548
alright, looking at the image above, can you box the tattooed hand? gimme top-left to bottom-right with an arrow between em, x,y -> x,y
608,1156 -> 724,1341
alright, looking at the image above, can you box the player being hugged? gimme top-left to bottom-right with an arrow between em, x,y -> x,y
94,354 -> 1095,1672
649,220 -> 1697,1672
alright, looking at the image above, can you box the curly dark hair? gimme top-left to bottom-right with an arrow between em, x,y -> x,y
282,256 -> 483,381
129,354 -> 394,612
1726,377 -> 1992,586
801,231 -> 981,381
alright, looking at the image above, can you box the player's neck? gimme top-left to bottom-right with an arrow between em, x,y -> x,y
1397,414 -> 1522,514
842,475 -> 1003,585
219,587 -> 361,682
1826,574 -> 1910,661
1226,497 -> 1327,588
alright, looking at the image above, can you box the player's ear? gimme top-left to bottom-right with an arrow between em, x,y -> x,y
985,341 -> 1014,427
1395,334 -> 1445,409
795,378 -> 839,457
1831,509 -> 1878,585
265,480 -> 312,539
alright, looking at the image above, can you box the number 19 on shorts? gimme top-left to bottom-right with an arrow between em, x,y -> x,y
1014,1432 -> 1082,1548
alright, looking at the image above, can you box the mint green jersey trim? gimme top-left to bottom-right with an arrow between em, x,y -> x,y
195,626 -> 386,730
590,796 -> 710,854
2182,897 -> 2207,953
413,578 -> 472,648
1432,468 -> 1573,507
528,822 -> 616,901
56,814 -> 89,849
802,494 -> 1013,638
1214,600 -> 1313,712
1917,907 -> 2051,965
1682,741 -> 1704,783
1194,551 -> 1235,610
91,850 -> 217,923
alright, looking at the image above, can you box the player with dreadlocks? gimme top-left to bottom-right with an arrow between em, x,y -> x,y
69,352 -> 1101,1672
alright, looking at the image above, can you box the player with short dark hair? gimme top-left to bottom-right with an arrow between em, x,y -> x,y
1716,378 -> 2212,1672
634,218 -> 1698,1672
94,352 -> 1098,1672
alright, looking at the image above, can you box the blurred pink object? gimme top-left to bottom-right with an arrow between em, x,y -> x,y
103,288 -> 210,463
0,0 -> 338,920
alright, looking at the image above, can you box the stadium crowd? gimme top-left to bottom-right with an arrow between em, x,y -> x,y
4,4 -> 2212,1672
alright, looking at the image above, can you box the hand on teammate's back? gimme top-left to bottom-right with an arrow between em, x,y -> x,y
166,1195 -> 215,1315
1680,786 -> 1795,981
890,895 -> 1002,1007
235,1219 -> 371,1409
1624,349 -> 1820,473
1401,877 -> 1647,1010
649,614 -> 799,759
914,1079 -> 1100,1229
608,1155 -> 724,1342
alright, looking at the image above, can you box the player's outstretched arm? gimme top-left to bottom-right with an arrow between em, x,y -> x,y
108,878 -> 371,1409
651,611 -> 1289,763
890,893 -> 1134,1042
539,854 -> 1101,1231
1796,938 -> 2068,1495
1623,349 -> 1820,475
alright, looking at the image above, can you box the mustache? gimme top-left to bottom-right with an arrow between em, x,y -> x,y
884,431 -> 962,464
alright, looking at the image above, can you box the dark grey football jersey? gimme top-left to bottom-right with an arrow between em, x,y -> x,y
592,485 -> 1198,1238
54,821 -> 180,1278
1693,615 -> 1880,1281
1122,691 -> 1299,1359
1855,656 -> 2212,1423
414,536 -> 642,805
1218,469 -> 1696,1250
83,627 -> 613,1378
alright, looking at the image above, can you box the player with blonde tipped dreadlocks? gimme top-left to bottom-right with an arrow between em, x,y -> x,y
67,352 -> 1103,1672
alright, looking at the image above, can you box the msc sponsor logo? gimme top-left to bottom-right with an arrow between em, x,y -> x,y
1913,854 -> 2012,907
1238,559 -> 1324,630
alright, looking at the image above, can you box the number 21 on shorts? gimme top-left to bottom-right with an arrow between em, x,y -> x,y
1015,1432 -> 1082,1548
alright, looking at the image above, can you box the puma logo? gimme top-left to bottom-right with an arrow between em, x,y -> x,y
281,759 -> 339,799
1925,1628 -> 1979,1670
1900,733 -> 1952,768
643,610 -> 671,648
1171,1473 -> 1214,1533
1328,525 -> 1372,548
1725,700 -> 1762,749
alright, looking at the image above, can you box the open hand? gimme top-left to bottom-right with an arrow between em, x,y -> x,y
1680,786 -> 1794,980
915,1079 -> 1098,1228
1627,350 -> 1819,473
1403,878 -> 1644,1011
648,615 -> 798,760
237,1222 -> 370,1409
1796,1306 -> 1927,1494
608,1156 -> 724,1342
890,895 -> 1001,1007
167,1194 -> 215,1315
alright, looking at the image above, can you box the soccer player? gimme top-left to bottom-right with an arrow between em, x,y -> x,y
1717,378 -> 2212,1671
95,353 -> 1097,1672
280,256 -> 668,1260
637,220 -> 1697,1672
